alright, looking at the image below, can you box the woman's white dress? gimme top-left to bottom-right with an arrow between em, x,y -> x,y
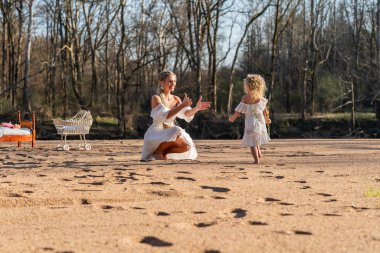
141,104 -> 197,161
234,98 -> 270,147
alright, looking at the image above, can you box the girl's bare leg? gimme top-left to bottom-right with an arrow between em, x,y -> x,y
250,146 -> 260,164
258,146 -> 262,158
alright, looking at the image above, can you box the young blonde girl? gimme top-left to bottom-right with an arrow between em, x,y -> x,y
229,74 -> 271,164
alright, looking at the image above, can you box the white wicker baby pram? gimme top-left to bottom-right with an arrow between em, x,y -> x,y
53,110 -> 93,151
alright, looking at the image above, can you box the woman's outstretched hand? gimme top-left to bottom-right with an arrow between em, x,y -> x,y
181,93 -> 193,107
195,96 -> 211,111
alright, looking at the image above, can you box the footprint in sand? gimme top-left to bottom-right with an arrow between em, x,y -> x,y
333,174 -> 349,177
132,207 -> 145,210
81,199 -> 91,205
23,190 -> 34,194
323,213 -> 342,217
250,221 -> 268,226
149,190 -> 181,197
260,171 -> 273,174
194,211 -> 206,214
115,176 -> 127,183
140,236 -> 173,247
317,193 -> 333,197
82,169 -> 95,172
156,212 -> 170,216
195,222 -> 216,228
150,181 -> 169,186
279,202 -> 294,206
113,168 -> 129,171
204,250 -> 221,253
231,208 -> 247,218
7,193 -> 23,197
74,175 -> 88,179
72,189 -> 102,192
295,180 -> 307,184
280,213 -> 293,216
265,197 -> 281,202
176,177 -> 196,181
79,181 -> 104,186
213,196 -> 227,200
300,186 -> 311,189
275,176 -> 285,179
87,174 -> 105,178
177,171 -> 192,174
100,205 -> 124,210
127,172 -> 139,181
201,186 -> 230,193
41,247 -> 54,251
294,230 -> 313,235
324,199 -> 337,202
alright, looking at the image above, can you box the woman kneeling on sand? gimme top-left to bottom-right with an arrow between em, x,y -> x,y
141,71 -> 210,161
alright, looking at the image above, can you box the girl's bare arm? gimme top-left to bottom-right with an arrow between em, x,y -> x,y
263,107 -> 271,124
229,112 -> 241,122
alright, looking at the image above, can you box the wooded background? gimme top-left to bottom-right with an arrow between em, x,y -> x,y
1,0 -> 380,137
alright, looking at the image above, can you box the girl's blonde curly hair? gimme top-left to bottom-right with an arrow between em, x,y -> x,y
243,74 -> 266,101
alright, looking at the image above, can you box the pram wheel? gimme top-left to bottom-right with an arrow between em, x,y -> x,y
63,144 -> 70,151
84,144 -> 91,150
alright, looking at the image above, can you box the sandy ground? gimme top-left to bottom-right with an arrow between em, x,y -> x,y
0,139 -> 379,253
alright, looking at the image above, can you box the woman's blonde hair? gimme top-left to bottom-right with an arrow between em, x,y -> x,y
156,71 -> 176,95
243,74 -> 266,101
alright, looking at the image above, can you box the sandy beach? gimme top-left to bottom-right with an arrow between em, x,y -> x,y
0,139 -> 379,253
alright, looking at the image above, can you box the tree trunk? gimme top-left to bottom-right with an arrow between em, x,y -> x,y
22,0 -> 33,112
351,77 -> 356,130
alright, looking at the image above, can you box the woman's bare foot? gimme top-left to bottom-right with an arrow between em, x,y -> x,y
153,151 -> 166,160
253,161 -> 259,164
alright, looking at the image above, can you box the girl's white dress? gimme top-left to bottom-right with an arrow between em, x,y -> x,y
234,98 -> 270,147
141,104 -> 197,161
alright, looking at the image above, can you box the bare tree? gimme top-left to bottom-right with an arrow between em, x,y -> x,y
226,0 -> 273,114
301,0 -> 332,119
22,0 -> 33,112
0,0 -> 23,107
268,0 -> 301,120
166,0 -> 207,98
341,0 -> 366,129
